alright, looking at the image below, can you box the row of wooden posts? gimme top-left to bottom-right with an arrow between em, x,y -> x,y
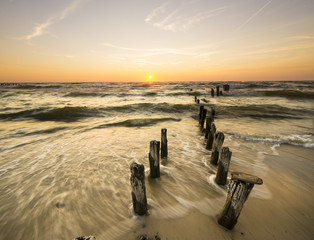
129,95 -> 263,231
194,84 -> 230,104
195,96 -> 263,229
130,129 -> 168,216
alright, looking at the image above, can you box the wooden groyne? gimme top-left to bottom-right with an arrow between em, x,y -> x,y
193,95 -> 263,230
123,91 -> 262,232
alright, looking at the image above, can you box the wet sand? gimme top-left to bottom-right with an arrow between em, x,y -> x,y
120,144 -> 314,240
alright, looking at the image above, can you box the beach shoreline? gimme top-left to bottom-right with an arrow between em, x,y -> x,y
119,144 -> 314,240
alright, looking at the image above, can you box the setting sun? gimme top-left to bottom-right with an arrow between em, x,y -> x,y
148,75 -> 153,82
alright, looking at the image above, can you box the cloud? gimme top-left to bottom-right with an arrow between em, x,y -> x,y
145,1 -> 227,32
287,35 -> 314,41
21,0 -> 88,41
100,42 -> 218,67
236,0 -> 272,31
145,2 -> 168,23
100,42 -> 188,56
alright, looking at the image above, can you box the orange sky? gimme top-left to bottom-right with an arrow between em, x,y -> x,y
0,0 -> 314,82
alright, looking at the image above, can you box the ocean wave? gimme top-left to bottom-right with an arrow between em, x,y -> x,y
7,84 -> 63,89
264,90 -> 314,99
95,117 -> 181,128
216,104 -> 312,119
0,103 -> 196,122
104,102 -> 197,114
0,107 -> 101,122
64,92 -> 108,97
228,132 -> 314,148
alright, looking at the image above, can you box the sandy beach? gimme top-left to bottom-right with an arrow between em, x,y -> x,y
120,144 -> 314,240
1,82 -> 313,240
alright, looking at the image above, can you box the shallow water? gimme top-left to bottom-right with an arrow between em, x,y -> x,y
0,81 -> 313,239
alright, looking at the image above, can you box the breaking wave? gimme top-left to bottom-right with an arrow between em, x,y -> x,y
215,104 -> 313,119
0,103 -> 196,122
0,107 -> 101,122
95,117 -> 181,128
227,132 -> 314,148
264,90 -> 314,99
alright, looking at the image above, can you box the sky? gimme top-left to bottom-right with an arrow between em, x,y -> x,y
0,0 -> 314,82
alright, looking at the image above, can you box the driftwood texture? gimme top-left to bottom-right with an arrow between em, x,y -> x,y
149,140 -> 160,178
161,128 -> 168,158
218,172 -> 263,229
215,147 -> 232,185
130,162 -> 148,215
210,132 -> 225,165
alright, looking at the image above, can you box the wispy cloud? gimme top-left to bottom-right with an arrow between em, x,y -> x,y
287,35 -> 314,41
145,1 -> 227,32
145,2 -> 169,23
100,42 -> 218,67
100,42 -> 190,57
21,0 -> 88,41
236,0 -> 272,31
242,42 -> 314,56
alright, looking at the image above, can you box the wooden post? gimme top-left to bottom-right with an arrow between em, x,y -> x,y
215,147 -> 232,185
205,116 -> 213,139
211,88 -> 214,97
206,122 -> 216,150
210,132 -> 224,165
199,105 -> 204,123
197,99 -> 200,104
223,84 -> 230,91
211,107 -> 215,118
194,96 -> 197,102
73,236 -> 96,240
220,90 -> 223,96
149,140 -> 160,178
200,108 -> 207,131
130,162 -> 148,215
218,172 -> 263,229
161,128 -> 168,158
216,86 -> 220,96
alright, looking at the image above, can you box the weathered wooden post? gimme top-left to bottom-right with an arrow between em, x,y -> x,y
130,162 -> 148,215
223,84 -> 230,91
194,96 -> 197,102
206,122 -> 216,150
199,105 -> 204,123
211,107 -> 215,118
218,172 -> 263,229
215,147 -> 232,185
200,108 -> 207,131
220,90 -> 223,96
216,86 -> 220,96
211,88 -> 214,97
149,140 -> 160,178
210,132 -> 225,165
73,236 -> 96,240
161,128 -> 168,158
205,116 -> 213,139
197,99 -> 200,104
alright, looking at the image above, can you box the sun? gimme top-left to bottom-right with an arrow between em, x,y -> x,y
147,75 -> 153,83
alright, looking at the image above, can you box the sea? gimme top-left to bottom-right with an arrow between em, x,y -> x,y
0,81 -> 313,239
